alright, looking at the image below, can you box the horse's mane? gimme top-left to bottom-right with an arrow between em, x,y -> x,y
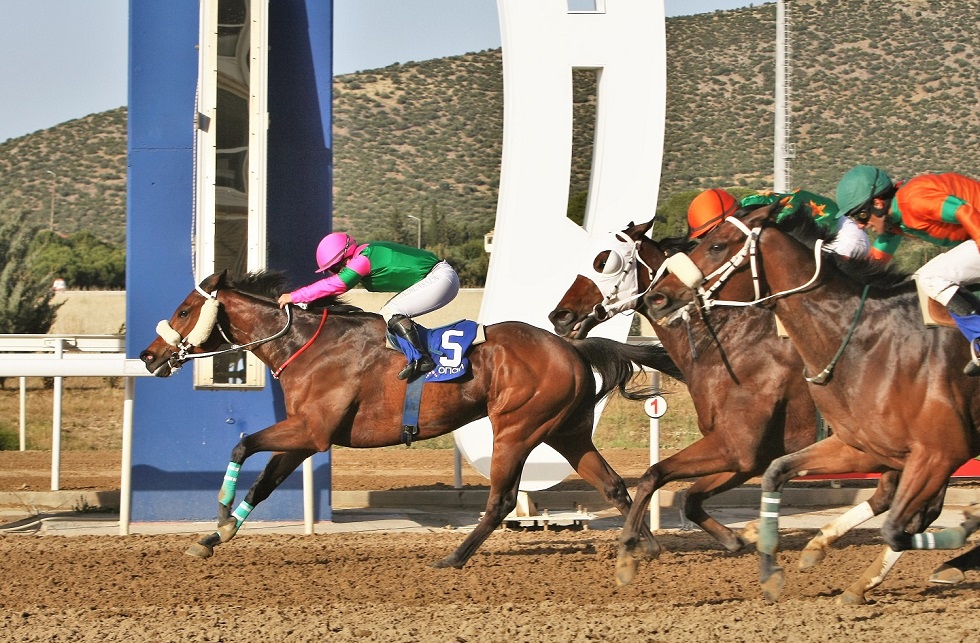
228,270 -> 364,313
652,234 -> 697,255
768,207 -> 911,291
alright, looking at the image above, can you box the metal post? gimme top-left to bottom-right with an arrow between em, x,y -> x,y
119,377 -> 135,535
453,444 -> 462,489
303,457 -> 314,534
407,214 -> 421,248
51,339 -> 65,491
46,170 -> 56,232
649,369 -> 661,530
19,377 -> 26,451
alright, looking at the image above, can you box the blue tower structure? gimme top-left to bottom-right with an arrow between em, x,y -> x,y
127,0 -> 333,521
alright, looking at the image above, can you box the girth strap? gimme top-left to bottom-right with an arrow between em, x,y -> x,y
401,375 -> 425,446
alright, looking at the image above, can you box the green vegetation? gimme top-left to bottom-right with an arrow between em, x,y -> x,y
31,230 -> 125,290
0,203 -> 59,334
2,0 -> 978,284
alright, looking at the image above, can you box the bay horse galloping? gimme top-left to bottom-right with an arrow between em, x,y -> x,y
139,270 -> 681,569
548,220 -> 926,597
645,204 -> 980,602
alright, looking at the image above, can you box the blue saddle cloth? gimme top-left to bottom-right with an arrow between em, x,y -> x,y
388,319 -> 481,383
389,319 -> 482,446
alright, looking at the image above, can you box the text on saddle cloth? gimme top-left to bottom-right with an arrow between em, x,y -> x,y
387,319 -> 485,382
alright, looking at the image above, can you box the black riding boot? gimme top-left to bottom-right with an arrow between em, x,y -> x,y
387,315 -> 436,380
946,287 -> 980,376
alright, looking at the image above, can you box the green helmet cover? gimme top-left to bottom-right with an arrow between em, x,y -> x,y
835,165 -> 893,217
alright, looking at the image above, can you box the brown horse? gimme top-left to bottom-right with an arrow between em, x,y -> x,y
139,270 -> 680,569
548,220 -> 934,599
645,205 -> 980,602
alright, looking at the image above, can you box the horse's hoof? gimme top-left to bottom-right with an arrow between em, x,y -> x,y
217,520 -> 239,543
430,556 -> 463,569
740,520 -> 760,545
836,590 -> 867,605
798,546 -> 826,571
761,569 -> 785,603
929,564 -> 966,585
185,542 -> 214,558
637,537 -> 663,561
615,552 -> 638,587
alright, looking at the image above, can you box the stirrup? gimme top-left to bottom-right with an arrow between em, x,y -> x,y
965,340 -> 980,377
397,356 -> 436,381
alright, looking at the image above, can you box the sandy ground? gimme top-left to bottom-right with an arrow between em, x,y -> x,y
1,448 -> 979,642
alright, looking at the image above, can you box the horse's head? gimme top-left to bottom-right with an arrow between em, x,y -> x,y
139,271 -> 230,377
549,219 -> 695,338
645,205 -> 777,325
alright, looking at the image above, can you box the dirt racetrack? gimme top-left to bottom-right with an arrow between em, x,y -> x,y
1,448 -> 979,642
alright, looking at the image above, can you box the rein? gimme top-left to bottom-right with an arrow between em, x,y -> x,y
156,285 -> 296,371
803,284 -> 870,384
666,216 -> 867,385
272,308 -> 328,378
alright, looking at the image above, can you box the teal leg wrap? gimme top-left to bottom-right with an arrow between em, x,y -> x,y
232,500 -> 254,527
219,462 -> 241,506
912,526 -> 969,550
757,491 -> 782,556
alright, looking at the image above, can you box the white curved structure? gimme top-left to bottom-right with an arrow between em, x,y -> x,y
455,0 -> 667,490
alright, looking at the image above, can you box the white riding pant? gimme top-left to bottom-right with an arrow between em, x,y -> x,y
380,261 -> 460,322
914,240 -> 980,305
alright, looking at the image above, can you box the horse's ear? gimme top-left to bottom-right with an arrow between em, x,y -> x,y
743,204 -> 777,228
624,218 -> 655,239
199,270 -> 228,293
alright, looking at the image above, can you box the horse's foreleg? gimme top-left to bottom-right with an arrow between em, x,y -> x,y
799,470 -> 900,570
682,471 -> 754,551
910,502 -> 980,551
187,417 -> 319,559
756,437 -> 881,603
878,456 -> 960,552
432,447 -> 526,570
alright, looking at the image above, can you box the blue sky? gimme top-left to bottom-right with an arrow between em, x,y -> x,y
0,0 -> 769,144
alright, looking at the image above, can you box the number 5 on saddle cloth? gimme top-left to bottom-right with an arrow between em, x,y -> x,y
386,319 -> 485,445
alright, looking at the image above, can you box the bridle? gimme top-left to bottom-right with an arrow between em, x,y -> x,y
663,215 -> 827,312
661,215 -> 869,385
586,232 -> 657,322
154,284 -> 295,373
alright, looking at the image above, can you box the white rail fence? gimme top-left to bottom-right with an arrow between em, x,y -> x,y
0,334 -> 151,534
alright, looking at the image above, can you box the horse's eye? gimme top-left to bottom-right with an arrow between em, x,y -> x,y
593,250 -> 624,275
179,309 -> 190,319
593,251 -> 609,273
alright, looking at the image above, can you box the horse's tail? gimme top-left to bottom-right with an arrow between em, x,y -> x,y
569,337 -> 684,402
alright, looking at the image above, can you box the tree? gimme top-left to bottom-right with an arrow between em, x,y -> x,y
30,230 -> 125,289
0,204 -> 60,333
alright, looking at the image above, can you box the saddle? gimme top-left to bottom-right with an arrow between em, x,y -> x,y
386,319 -> 486,446
386,319 -> 486,382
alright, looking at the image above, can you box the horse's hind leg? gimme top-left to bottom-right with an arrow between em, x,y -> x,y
187,448 -> 314,558
798,470 -> 900,570
931,541 -> 980,584
547,435 -> 659,551
431,444 -> 527,569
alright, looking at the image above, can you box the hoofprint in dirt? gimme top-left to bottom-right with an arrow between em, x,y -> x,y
0,530 -> 978,642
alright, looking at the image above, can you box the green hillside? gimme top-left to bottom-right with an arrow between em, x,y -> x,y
2,0 -> 979,266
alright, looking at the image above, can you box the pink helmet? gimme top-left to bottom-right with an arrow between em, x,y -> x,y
315,232 -> 355,273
